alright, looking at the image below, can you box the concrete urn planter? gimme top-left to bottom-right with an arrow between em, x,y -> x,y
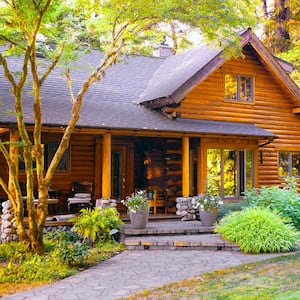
129,207 -> 149,229
199,209 -> 217,226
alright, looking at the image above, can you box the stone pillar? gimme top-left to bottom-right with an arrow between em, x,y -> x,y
175,197 -> 196,221
1,200 -> 18,243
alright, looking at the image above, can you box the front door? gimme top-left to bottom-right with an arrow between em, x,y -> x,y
111,144 -> 133,201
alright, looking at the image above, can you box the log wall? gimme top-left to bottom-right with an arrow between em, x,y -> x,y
166,49 -> 300,187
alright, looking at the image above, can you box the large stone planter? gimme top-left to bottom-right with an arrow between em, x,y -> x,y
129,207 -> 149,229
199,209 -> 217,226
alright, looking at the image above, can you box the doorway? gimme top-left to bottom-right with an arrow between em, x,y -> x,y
111,144 -> 133,201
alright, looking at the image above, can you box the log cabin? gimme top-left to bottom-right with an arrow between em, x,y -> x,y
1,28 -> 300,214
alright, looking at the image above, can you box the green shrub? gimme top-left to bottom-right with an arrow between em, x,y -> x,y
217,200 -> 249,220
215,207 -> 300,253
72,207 -> 124,245
51,241 -> 90,267
44,229 -> 81,243
244,177 -> 300,229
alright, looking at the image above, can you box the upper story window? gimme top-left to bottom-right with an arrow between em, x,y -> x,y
224,74 -> 254,103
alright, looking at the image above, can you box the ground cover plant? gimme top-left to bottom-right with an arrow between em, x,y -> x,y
215,207 -> 299,253
127,253 -> 300,300
0,206 -> 125,297
0,239 -> 124,297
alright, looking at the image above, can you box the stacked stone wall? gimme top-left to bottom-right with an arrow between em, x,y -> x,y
1,200 -> 18,243
175,197 -> 197,221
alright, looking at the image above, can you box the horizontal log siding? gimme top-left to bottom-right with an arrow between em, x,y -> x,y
173,51 -> 300,187
49,134 -> 95,194
0,133 -> 97,200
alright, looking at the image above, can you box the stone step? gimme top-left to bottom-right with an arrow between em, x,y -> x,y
120,220 -> 214,237
124,234 -> 240,251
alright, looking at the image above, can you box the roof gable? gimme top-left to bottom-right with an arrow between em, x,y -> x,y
139,28 -> 300,109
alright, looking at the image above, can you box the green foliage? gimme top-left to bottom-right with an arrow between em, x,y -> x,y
244,177 -> 300,229
0,243 -> 75,283
0,242 -> 28,262
50,241 -> 89,267
122,190 -> 150,212
215,207 -> 300,253
217,200 -> 250,220
44,229 -> 89,267
0,238 -> 123,286
72,207 -> 124,244
44,229 -> 82,243
1,255 -> 75,283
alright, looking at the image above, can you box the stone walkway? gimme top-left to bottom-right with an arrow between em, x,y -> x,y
3,248 -> 296,300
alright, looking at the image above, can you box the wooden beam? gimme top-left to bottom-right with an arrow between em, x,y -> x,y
292,107 -> 300,114
182,136 -> 190,197
197,139 -> 206,194
102,133 -> 111,198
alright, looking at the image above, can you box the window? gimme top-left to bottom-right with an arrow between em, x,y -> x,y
207,149 -> 253,198
278,152 -> 300,177
224,74 -> 254,103
45,142 -> 70,172
18,142 -> 69,172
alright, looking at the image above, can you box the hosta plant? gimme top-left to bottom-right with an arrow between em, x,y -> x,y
215,207 -> 299,253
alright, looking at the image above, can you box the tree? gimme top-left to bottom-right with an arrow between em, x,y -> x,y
0,0 -> 258,254
260,0 -> 300,85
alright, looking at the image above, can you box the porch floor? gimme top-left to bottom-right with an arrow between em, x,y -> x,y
120,220 -> 240,251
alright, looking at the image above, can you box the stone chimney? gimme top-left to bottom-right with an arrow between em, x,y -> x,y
158,42 -> 174,58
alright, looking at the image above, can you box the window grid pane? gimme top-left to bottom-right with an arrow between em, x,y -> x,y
239,76 -> 253,102
292,152 -> 300,176
224,74 -> 237,100
279,152 -> 290,176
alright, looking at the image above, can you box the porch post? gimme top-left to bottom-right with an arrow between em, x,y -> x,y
182,136 -> 190,197
102,133 -> 111,198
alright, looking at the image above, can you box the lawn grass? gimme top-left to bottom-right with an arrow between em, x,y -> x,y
127,253 -> 300,300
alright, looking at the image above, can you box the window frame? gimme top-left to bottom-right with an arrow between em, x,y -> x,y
224,73 -> 254,103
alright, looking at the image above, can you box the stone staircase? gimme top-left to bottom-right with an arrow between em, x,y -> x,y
120,220 -> 239,251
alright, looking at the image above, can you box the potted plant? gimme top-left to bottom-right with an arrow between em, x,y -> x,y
192,193 -> 223,226
121,190 -> 150,229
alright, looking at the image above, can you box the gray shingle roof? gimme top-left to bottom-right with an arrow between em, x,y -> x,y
138,45 -> 221,103
0,48 -> 275,138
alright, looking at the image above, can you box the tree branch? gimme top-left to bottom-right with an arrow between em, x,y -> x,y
0,54 -> 16,90
0,34 -> 25,48
39,42 -> 66,86
0,176 -> 13,200
66,69 -> 75,103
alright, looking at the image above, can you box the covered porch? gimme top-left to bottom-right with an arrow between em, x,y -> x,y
0,120 -> 275,216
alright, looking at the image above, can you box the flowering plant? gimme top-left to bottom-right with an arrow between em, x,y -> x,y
121,190 -> 150,213
192,193 -> 223,212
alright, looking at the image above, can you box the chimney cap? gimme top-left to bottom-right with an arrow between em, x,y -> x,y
158,43 -> 174,58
